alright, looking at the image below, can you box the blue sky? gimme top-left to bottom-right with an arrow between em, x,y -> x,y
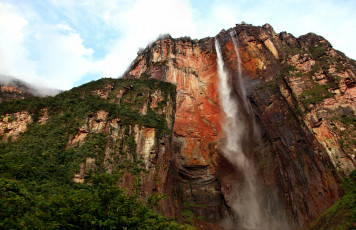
0,0 -> 355,90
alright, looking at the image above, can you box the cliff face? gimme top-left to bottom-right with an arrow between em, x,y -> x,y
70,82 -> 178,217
1,23 -> 355,229
123,23 -> 355,228
125,37 -> 230,220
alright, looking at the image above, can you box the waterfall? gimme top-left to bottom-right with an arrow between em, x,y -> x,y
229,31 -> 250,114
215,33 -> 290,230
229,31 -> 262,148
215,38 -> 264,229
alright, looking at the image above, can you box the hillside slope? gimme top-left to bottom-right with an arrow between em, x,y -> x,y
0,78 -> 187,229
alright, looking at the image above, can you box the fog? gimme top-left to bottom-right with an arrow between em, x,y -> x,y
0,75 -> 60,97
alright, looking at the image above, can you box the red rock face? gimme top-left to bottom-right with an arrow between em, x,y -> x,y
123,23 -> 355,228
125,38 -> 231,220
127,38 -> 221,141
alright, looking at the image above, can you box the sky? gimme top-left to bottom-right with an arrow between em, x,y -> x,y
0,0 -> 355,91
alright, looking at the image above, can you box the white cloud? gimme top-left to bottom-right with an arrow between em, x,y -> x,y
0,0 -> 198,89
97,0 -> 197,77
29,24 -> 95,89
0,0 -> 355,91
224,0 -> 356,59
0,1 -> 96,90
0,2 -> 37,81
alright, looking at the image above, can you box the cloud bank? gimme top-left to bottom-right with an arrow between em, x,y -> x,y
0,0 -> 355,90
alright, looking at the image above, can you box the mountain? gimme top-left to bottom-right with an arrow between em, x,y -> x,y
0,23 -> 355,229
123,23 -> 355,228
0,75 -> 60,102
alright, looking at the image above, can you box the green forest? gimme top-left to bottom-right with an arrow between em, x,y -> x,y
0,78 -> 187,229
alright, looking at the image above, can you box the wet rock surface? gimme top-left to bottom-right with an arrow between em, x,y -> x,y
123,23 -> 355,228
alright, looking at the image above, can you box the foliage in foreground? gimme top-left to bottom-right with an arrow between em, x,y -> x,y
0,174 -> 183,229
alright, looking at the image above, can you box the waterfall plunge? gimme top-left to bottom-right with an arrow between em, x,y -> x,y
230,31 -> 250,115
215,33 -> 291,229
215,38 -> 264,229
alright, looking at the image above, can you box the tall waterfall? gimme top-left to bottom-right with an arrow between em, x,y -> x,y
215,34 -> 289,229
215,38 -> 264,229
230,31 -> 262,148
229,31 -> 250,114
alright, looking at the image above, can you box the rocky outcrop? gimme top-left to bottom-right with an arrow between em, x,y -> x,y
123,23 -> 355,228
68,81 -> 178,218
0,82 -> 34,102
0,111 -> 33,142
0,108 -> 50,142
